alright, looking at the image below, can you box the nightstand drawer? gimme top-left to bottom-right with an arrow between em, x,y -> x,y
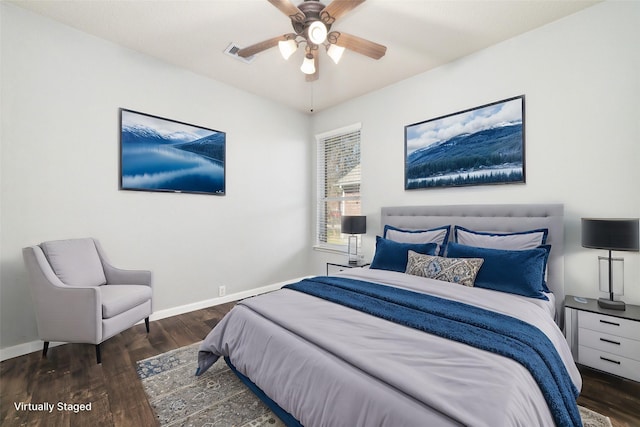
326,262 -> 369,276
578,311 -> 640,340
326,264 -> 351,275
578,345 -> 640,382
578,328 -> 640,361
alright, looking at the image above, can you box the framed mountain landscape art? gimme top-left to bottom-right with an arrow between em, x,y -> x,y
404,95 -> 525,190
119,109 -> 225,195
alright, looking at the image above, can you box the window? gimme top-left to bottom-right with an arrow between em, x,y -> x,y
316,123 -> 361,250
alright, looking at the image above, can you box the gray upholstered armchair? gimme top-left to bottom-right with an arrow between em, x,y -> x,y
22,238 -> 153,364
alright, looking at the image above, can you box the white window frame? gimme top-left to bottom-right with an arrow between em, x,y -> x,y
315,123 -> 362,251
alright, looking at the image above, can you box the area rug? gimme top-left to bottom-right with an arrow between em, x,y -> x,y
136,342 -> 612,427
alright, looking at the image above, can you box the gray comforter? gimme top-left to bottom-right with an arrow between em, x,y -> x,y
198,268 -> 581,427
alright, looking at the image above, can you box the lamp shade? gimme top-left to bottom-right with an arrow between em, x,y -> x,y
327,43 -> 345,64
582,218 -> 639,251
341,216 -> 366,235
300,54 -> 316,74
278,39 -> 298,60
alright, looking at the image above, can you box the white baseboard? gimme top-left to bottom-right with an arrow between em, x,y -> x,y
0,277 -> 307,363
0,340 -> 65,363
146,277 -> 302,321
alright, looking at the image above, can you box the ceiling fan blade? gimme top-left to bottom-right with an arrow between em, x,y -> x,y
267,0 -> 305,23
306,50 -> 319,82
321,0 -> 366,23
333,32 -> 386,60
237,35 -> 287,58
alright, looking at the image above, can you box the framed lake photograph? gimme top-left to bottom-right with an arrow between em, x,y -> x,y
119,109 -> 225,195
404,95 -> 525,190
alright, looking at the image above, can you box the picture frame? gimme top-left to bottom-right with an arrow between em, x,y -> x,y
404,95 -> 525,190
119,109 -> 226,195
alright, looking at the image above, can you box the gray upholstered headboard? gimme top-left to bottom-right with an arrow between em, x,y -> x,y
381,204 -> 565,324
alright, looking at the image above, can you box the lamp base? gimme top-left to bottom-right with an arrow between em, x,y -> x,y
347,235 -> 358,265
597,298 -> 626,311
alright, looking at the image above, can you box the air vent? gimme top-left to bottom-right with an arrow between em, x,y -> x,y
224,43 -> 256,64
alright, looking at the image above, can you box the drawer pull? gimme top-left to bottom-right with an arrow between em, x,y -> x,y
599,319 -> 620,326
600,356 -> 621,365
599,337 -> 621,345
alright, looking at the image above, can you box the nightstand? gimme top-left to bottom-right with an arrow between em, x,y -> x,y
564,295 -> 640,382
326,262 -> 369,276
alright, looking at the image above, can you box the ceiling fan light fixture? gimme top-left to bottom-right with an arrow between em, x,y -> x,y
307,21 -> 327,45
241,0 -> 386,81
326,43 -> 345,64
300,53 -> 316,75
278,39 -> 298,60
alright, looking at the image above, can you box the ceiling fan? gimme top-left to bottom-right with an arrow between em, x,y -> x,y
237,0 -> 387,81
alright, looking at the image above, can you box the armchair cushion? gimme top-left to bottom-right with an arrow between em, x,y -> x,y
41,239 -> 106,287
99,285 -> 152,319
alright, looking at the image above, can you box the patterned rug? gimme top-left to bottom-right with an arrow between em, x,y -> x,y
136,342 -> 612,427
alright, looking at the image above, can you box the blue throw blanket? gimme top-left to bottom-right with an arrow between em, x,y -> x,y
284,276 -> 582,427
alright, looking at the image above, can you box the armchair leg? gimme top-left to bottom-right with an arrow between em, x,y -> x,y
145,317 -> 150,333
95,344 -> 101,364
42,341 -> 49,358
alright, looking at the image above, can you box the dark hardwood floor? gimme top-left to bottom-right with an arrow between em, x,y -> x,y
1,302 -> 639,427
0,302 -> 235,427
576,365 -> 640,427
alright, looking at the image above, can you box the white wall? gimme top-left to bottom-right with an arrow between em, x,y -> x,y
311,1 -> 640,304
0,4 -> 311,353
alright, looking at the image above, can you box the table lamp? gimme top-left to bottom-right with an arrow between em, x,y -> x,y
341,216 -> 366,265
581,218 -> 639,310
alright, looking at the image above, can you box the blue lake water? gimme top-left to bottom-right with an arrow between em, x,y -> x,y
122,144 -> 224,194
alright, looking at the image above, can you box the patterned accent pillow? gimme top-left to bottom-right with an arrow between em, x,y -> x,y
405,250 -> 484,287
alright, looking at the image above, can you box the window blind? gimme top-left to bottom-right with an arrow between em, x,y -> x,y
316,124 -> 361,249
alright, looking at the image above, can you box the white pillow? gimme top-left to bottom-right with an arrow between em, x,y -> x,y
384,225 -> 450,256
454,226 -> 548,250
386,228 -> 448,244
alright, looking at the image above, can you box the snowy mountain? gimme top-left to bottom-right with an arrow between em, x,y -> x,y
174,132 -> 225,162
406,124 -> 523,181
121,124 -> 205,146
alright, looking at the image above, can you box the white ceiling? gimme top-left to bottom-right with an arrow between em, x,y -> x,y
11,0 -> 599,113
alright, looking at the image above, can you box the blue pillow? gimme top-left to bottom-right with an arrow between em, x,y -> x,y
445,242 -> 549,300
383,225 -> 451,256
538,244 -> 552,293
370,237 -> 438,273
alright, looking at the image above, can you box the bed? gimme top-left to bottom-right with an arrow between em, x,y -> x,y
197,204 -> 582,427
